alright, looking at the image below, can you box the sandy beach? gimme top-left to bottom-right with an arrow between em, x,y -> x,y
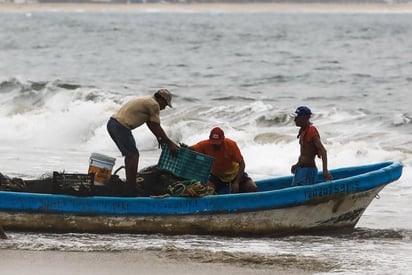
0,249 -> 316,275
1,2 -> 412,13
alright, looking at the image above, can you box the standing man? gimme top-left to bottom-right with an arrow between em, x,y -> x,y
290,106 -> 332,185
190,127 -> 257,194
107,89 -> 178,186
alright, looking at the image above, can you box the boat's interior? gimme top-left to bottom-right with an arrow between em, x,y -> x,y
256,161 -> 394,192
0,161 -> 397,197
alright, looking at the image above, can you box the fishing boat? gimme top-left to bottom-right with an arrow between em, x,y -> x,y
0,161 -> 403,236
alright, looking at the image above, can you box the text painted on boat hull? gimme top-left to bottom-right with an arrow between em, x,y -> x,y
305,181 -> 361,199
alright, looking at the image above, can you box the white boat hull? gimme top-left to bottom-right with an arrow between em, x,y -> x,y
0,186 -> 382,235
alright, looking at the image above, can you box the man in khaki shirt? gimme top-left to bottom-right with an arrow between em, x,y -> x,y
107,89 -> 178,186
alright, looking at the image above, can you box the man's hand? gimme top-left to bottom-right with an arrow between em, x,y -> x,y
291,164 -> 297,174
231,181 -> 240,193
323,170 -> 333,181
169,142 -> 178,157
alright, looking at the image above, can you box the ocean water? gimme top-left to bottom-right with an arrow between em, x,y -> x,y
0,7 -> 412,274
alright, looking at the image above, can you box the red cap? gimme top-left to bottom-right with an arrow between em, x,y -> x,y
209,127 -> 225,145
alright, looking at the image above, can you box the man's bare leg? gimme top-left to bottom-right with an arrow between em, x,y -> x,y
125,153 -> 139,185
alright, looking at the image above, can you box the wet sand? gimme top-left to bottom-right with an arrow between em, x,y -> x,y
0,249 -> 313,275
1,2 -> 412,13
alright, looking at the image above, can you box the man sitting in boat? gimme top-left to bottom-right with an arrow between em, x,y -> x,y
290,106 -> 333,185
189,127 -> 257,194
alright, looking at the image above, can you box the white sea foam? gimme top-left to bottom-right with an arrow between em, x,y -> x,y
0,84 -> 409,182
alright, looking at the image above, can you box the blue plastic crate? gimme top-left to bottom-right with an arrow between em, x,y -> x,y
157,144 -> 214,184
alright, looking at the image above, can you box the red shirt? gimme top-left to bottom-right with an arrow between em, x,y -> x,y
191,138 -> 243,180
298,125 -> 321,158
298,125 -> 319,145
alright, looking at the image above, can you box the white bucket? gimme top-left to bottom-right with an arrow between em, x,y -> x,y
88,153 -> 116,185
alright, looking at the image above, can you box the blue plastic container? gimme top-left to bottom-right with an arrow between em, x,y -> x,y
157,144 -> 214,184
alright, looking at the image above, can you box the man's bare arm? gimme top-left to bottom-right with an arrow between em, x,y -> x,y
313,136 -> 332,181
146,121 -> 178,156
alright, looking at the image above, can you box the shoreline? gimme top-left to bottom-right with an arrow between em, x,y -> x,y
0,249 -> 314,275
1,2 -> 412,12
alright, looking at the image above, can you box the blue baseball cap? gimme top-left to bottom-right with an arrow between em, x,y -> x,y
291,106 -> 312,117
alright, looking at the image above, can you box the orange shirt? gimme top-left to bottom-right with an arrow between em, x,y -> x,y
191,138 -> 243,181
